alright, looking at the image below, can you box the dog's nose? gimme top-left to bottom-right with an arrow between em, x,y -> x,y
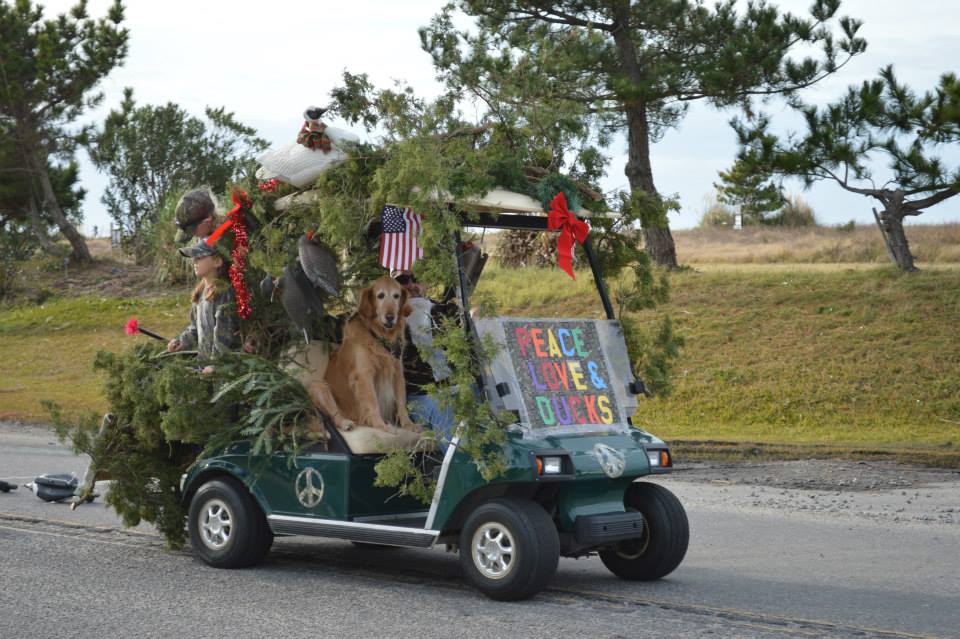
385,314 -> 396,326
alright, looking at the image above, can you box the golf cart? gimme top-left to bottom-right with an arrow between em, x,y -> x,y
180,192 -> 689,601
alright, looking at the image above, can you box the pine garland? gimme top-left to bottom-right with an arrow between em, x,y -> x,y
51,345 -> 320,548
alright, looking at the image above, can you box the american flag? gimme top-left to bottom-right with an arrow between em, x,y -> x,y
379,205 -> 423,271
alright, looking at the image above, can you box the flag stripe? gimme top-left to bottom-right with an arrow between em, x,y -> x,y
379,205 -> 422,272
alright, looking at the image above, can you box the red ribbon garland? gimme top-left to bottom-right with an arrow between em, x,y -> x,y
258,178 -> 279,192
206,191 -> 252,319
547,192 -> 589,280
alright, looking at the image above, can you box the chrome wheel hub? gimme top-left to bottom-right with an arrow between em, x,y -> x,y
199,498 -> 233,550
471,523 -> 516,580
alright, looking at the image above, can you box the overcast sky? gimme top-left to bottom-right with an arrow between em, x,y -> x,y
38,0 -> 960,235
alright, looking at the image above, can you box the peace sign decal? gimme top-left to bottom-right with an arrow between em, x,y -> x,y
295,467 -> 325,508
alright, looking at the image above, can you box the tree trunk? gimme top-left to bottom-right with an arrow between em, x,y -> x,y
642,225 -> 678,267
32,157 -> 92,263
25,193 -> 65,255
623,102 -> 679,268
878,207 -> 917,272
611,14 -> 680,270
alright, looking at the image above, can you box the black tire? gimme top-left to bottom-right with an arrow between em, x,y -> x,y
459,498 -> 559,601
599,482 -> 689,580
188,477 -> 273,568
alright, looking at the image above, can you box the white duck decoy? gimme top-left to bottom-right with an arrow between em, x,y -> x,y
257,107 -> 360,189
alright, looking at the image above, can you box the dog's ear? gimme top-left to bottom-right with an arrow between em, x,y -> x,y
359,286 -> 375,319
400,288 -> 413,317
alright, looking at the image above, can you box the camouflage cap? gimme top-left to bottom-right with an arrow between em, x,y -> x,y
178,236 -> 227,260
174,189 -> 216,243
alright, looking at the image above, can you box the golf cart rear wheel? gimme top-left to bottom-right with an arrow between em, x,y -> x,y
459,498 -> 559,601
600,482 -> 689,581
188,477 -> 273,568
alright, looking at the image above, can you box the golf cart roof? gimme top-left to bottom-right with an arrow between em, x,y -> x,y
453,187 -> 609,231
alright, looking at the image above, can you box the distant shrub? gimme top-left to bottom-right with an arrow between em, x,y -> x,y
768,194 -> 817,227
698,193 -> 736,228
147,191 -> 193,286
838,220 -> 857,232
0,260 -> 20,299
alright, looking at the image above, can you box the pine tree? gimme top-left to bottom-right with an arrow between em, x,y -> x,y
1,120 -> 86,258
715,159 -> 785,225
421,0 -> 865,268
88,89 -> 268,263
0,0 -> 128,262
735,66 -> 960,271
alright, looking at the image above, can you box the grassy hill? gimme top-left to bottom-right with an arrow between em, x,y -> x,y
473,262 -> 960,457
2,228 -> 958,464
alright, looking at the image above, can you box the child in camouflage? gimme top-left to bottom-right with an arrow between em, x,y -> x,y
167,238 -> 241,368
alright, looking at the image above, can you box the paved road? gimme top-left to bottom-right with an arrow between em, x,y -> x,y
2,425 -> 958,638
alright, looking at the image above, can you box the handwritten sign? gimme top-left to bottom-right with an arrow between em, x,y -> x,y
502,320 -> 621,429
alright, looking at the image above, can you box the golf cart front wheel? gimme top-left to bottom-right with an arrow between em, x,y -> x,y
599,481 -> 689,580
459,498 -> 559,601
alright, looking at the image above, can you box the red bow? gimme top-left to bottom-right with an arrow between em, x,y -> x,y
547,192 -> 589,280
206,190 -> 251,246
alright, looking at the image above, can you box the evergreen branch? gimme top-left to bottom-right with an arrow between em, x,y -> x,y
486,6 -> 616,32
905,186 -> 960,211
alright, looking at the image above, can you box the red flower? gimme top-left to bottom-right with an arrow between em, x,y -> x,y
125,317 -> 139,335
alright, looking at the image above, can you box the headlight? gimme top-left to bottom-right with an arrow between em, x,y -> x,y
535,455 -> 566,475
542,456 -> 563,474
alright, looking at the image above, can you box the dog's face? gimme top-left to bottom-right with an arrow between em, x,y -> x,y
360,276 -> 411,339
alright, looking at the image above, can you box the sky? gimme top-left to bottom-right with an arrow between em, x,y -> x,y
36,0 -> 960,236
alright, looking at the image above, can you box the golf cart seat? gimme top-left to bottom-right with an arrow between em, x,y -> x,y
336,424 -> 424,454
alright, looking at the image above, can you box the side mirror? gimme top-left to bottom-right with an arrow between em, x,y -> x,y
629,379 -> 651,397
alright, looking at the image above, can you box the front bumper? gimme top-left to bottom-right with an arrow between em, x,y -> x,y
573,511 -> 645,546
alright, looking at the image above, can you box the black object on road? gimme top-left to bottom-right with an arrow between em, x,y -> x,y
23,473 -> 92,503
0,479 -> 18,493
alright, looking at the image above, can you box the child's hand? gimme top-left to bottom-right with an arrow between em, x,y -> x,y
201,365 -> 215,375
167,339 -> 181,353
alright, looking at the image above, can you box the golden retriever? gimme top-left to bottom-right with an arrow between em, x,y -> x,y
325,276 -> 421,433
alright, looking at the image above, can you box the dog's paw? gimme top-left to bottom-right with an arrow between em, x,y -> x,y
399,418 -> 422,433
338,419 -> 356,432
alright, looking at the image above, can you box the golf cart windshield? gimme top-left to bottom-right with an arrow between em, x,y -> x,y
456,210 -> 637,439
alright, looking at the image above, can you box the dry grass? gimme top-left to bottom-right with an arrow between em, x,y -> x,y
484,223 -> 960,266
4,248 -> 158,305
85,238 -> 126,260
674,223 -> 960,264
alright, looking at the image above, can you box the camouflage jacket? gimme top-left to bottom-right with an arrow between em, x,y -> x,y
177,284 -> 241,360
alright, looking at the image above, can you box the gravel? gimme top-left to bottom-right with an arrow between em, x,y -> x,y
663,459 -> 960,527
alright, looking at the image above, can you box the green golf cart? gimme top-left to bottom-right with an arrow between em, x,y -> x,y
180,205 -> 689,601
